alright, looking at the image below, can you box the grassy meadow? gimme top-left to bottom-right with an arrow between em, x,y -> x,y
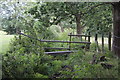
0,31 -> 14,53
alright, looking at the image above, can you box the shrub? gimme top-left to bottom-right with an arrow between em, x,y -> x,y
2,34 -> 63,78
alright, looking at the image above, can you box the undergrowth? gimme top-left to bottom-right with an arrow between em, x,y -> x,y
2,30 -> 119,79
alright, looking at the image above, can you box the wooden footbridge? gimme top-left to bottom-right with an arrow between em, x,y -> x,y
18,32 -> 91,55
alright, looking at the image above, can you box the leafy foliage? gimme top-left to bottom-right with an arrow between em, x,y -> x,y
2,35 -> 118,78
2,34 -> 62,78
28,2 -> 112,34
1,2 -> 118,79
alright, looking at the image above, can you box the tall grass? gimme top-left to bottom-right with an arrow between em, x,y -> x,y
0,31 -> 14,53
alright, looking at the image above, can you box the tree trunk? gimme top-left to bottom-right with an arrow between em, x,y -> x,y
112,2 -> 120,57
75,14 -> 82,34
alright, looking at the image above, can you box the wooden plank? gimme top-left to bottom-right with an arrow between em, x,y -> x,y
44,46 -> 89,50
19,32 -> 91,44
44,47 -> 70,50
18,32 -> 41,41
68,34 -> 91,37
41,40 -> 91,44
44,51 -> 73,54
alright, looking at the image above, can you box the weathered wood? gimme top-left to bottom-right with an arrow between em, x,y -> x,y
68,34 -> 91,37
44,47 -> 70,50
19,32 -> 91,55
19,32 -> 91,44
44,51 -> 73,54
41,40 -> 91,44
18,32 -> 41,41
44,46 -> 86,50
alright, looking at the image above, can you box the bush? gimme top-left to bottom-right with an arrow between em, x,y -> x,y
2,35 -> 64,78
3,26 -> 17,35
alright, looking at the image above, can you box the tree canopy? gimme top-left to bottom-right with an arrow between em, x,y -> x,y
28,2 -> 112,34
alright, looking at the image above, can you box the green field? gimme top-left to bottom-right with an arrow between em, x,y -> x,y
0,31 -> 14,53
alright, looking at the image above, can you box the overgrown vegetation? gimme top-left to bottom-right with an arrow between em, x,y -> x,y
2,29 -> 118,78
0,1 -> 119,79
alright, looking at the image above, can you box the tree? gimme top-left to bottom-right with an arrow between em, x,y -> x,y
1,17 -> 17,34
82,3 -> 112,34
28,2 -> 90,34
28,2 -> 120,58
112,2 -> 120,57
0,1 -> 36,34
0,1 -> 21,34
28,2 -> 112,34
